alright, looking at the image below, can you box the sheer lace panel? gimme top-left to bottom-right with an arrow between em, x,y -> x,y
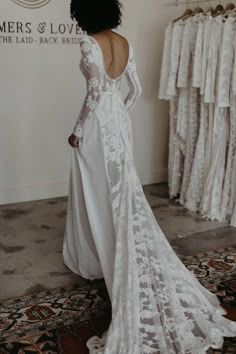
73,37 -> 102,138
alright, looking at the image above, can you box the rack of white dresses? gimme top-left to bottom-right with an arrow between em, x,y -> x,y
159,0 -> 236,226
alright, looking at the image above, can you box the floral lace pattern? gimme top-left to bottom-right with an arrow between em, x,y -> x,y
89,102 -> 236,351
67,33 -> 236,354
73,38 -> 102,137
73,36 -> 142,138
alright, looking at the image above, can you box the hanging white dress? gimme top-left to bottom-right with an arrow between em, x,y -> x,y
199,16 -> 228,221
184,15 -> 208,212
220,18 -> 236,222
200,16 -> 232,221
63,35 -> 236,354
159,21 -> 184,198
159,22 -> 176,197
228,20 -> 236,226
185,99 -> 209,212
228,85 -> 236,226
200,16 -> 214,181
159,22 -> 173,101
177,16 -> 201,205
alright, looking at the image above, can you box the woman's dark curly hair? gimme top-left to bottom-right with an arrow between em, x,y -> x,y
70,0 -> 123,35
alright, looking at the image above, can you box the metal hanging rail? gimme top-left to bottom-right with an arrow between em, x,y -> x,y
167,0 -> 223,6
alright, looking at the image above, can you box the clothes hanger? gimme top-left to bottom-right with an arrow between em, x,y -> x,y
224,3 -> 235,12
173,8 -> 193,23
227,8 -> 236,17
192,6 -> 204,15
213,4 -> 225,17
215,4 -> 225,12
223,3 -> 235,18
224,3 -> 236,17
204,6 -> 214,15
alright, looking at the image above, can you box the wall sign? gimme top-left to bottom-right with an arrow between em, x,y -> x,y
1,1 -> 81,46
11,0 -> 52,9
0,20 -> 81,45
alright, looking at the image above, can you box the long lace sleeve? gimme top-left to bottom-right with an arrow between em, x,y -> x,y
159,23 -> 173,100
218,18 -> 235,108
177,19 -> 192,88
73,36 -> 101,138
166,22 -> 184,96
124,46 -> 142,111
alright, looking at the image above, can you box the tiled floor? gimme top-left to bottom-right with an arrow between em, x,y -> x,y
0,183 -> 235,302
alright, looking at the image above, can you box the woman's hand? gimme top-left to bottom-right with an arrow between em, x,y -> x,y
68,134 -> 79,148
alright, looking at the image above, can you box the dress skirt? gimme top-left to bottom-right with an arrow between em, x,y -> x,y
63,105 -> 117,298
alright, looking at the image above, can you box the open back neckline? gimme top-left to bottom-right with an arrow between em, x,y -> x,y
87,35 -> 130,82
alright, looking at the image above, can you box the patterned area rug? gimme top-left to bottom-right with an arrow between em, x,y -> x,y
0,283 -> 111,353
180,246 -> 236,354
180,246 -> 236,313
0,246 -> 236,353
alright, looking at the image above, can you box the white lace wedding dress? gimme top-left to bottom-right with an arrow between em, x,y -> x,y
63,35 -> 236,354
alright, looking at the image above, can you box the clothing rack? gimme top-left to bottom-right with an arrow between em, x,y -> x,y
167,0 -> 225,6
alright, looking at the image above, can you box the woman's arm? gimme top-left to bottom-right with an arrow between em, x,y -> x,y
72,36 -> 101,138
124,46 -> 142,111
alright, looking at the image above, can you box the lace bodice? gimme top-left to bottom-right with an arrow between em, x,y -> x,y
73,36 -> 142,138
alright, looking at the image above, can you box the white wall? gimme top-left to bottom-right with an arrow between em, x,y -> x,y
0,0 -> 183,205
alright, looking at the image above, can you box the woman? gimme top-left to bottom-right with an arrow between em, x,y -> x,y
63,0 -> 236,353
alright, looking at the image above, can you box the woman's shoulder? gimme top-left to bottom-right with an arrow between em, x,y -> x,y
78,35 -> 97,53
79,35 -> 93,44
111,31 -> 129,45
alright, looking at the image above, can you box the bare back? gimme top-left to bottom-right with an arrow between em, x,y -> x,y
91,30 -> 129,80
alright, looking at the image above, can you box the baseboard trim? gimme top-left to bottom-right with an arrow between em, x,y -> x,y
0,181 -> 68,205
139,168 -> 168,186
1,168 -> 168,205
